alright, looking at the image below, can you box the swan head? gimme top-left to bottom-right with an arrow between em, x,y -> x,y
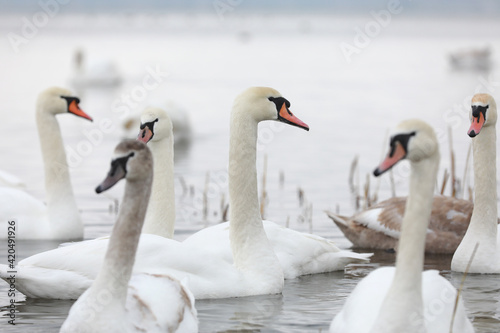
233,87 -> 309,131
374,119 -> 438,176
468,93 -> 497,137
95,140 -> 153,193
37,87 -> 93,121
137,107 -> 173,144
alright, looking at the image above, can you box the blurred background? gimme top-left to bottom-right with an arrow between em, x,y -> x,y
1,1 -> 500,331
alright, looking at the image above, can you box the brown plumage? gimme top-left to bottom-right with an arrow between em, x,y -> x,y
327,195 -> 498,254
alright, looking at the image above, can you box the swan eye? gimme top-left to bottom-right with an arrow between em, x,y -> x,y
109,152 -> 135,176
389,132 -> 416,157
60,96 -> 80,104
472,105 -> 488,118
268,96 -> 291,110
140,118 -> 159,130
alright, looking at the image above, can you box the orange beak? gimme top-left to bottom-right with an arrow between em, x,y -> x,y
373,142 -> 407,176
278,103 -> 309,131
68,100 -> 93,122
468,112 -> 485,137
137,126 -> 153,143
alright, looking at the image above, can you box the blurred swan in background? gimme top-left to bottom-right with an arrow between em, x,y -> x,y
449,46 -> 492,71
69,48 -> 123,89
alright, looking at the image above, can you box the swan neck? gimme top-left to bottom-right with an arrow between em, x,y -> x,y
373,153 -> 439,330
142,136 -> 175,238
229,113 -> 260,224
92,176 -> 152,303
394,155 -> 437,286
452,125 -> 498,272
36,109 -> 82,238
470,125 -> 497,235
228,111 -> 281,273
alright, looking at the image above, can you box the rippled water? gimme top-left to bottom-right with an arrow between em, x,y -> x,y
0,12 -> 500,332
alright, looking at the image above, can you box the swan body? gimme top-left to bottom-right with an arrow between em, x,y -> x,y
2,87 -> 312,300
60,140 -> 197,333
452,93 -> 500,273
330,120 -> 473,333
183,220 -> 371,279
327,195 -> 486,254
0,87 -> 92,240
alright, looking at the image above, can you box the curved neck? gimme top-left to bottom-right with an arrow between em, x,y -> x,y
470,125 -> 498,239
91,176 -> 152,304
36,110 -> 82,238
142,136 -> 175,238
372,153 -> 439,331
228,111 -> 281,273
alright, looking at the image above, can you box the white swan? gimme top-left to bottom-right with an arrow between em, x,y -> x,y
330,120 -> 473,333
137,107 -> 176,238
452,93 -> 500,273
0,87 -> 92,240
60,140 -> 197,333
136,107 -> 371,278
1,87 -> 316,299
69,49 -> 122,88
